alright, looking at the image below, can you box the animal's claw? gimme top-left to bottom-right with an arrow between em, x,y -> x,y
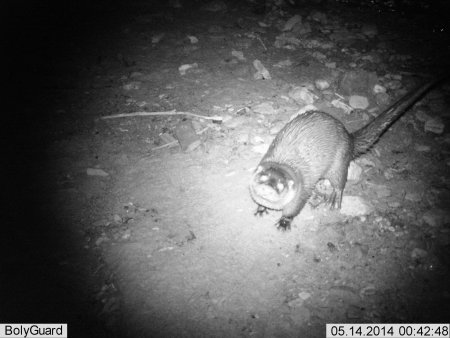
254,205 -> 269,217
277,216 -> 292,231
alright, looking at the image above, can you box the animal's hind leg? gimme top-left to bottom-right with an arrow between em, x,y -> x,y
325,152 -> 350,210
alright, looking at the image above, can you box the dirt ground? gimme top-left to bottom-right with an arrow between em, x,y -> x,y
3,0 -> 450,337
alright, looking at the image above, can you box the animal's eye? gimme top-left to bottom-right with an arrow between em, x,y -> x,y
259,175 -> 269,182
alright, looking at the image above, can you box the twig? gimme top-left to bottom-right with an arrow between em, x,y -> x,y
100,110 -> 223,122
151,140 -> 179,151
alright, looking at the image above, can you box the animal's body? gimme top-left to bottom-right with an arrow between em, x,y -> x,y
250,76 -> 447,229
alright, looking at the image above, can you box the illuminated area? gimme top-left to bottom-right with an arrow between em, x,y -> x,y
4,0 -> 449,336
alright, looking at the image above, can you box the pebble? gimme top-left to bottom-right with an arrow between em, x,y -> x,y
374,185 -> 391,198
87,168 -> 109,177
340,196 -> 372,216
253,59 -> 271,80
252,102 -> 276,115
288,86 -> 316,105
424,116 -> 445,134
252,144 -> 269,154
349,95 -> 369,110
283,14 -> 302,32
422,209 -> 450,227
405,192 -> 422,202
315,79 -> 330,90
347,161 -> 362,182
414,144 -> 431,152
411,248 -> 428,260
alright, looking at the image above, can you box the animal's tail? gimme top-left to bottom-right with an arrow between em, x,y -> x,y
352,75 -> 447,157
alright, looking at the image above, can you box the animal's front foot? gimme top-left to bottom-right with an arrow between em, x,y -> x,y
277,216 -> 293,231
254,205 -> 269,217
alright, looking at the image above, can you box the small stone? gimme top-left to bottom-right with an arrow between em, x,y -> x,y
388,201 -> 401,208
315,79 -> 330,90
375,92 -> 390,106
231,50 -> 246,61
252,102 -> 276,115
174,121 -> 201,151
122,81 -> 141,90
178,63 -> 198,76
374,185 -> 391,198
253,59 -> 271,80
288,86 -> 316,105
252,144 -> 269,154
411,247 -> 428,260
422,209 -> 450,227
414,144 -> 431,152
347,161 -> 362,182
424,116 -> 445,134
287,298 -> 304,308
87,168 -> 109,177
298,291 -> 311,300
269,121 -> 285,135
282,14 -> 302,32
405,192 -> 422,202
373,84 -> 386,94
349,95 -> 369,110
340,196 -> 372,216
415,108 -> 432,122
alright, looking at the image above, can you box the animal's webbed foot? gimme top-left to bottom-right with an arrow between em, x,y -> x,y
276,216 -> 293,231
254,205 -> 269,217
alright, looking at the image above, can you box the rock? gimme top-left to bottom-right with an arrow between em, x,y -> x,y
287,298 -> 304,308
270,121 -> 285,135
283,14 -> 302,32
174,121 -> 201,152
415,108 -> 432,122
424,116 -> 445,134
274,33 -> 301,49
223,116 -> 246,128
405,192 -> 422,202
339,70 -> 378,96
340,196 -> 372,216
347,161 -> 362,182
411,248 -> 428,260
253,59 -> 271,80
374,185 -> 391,198
231,50 -> 246,61
252,102 -> 276,115
315,79 -> 330,90
289,307 -> 311,324
349,95 -> 369,110
293,21 -> 312,35
375,92 -> 390,106
414,144 -> 431,152
151,33 -> 165,44
87,168 -> 109,177
388,201 -> 401,208
309,10 -> 327,24
373,84 -> 387,94
252,144 -> 269,154
187,35 -> 198,44
178,63 -> 198,75
122,81 -> 141,90
273,59 -> 293,68
288,86 -> 316,105
422,209 -> 450,227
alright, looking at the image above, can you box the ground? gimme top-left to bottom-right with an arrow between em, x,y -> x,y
3,0 -> 450,337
